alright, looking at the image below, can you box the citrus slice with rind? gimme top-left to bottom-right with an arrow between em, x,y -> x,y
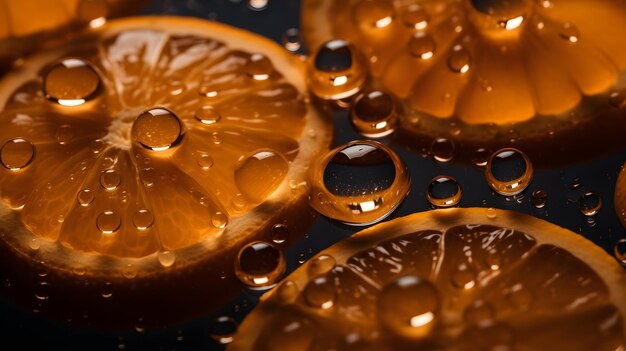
302,0 -> 626,165
0,16 -> 331,326
230,208 -> 626,350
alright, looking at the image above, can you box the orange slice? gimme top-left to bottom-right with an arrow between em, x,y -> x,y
231,208 -> 626,350
0,16 -> 331,327
302,0 -> 626,165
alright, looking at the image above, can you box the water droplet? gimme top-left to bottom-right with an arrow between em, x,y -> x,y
168,80 -> 185,96
430,137 -> 455,162
578,192 -> 602,216
464,300 -> 494,324
122,264 -> 137,279
508,283 -> 533,311
78,0 -> 109,28
427,176 -> 462,208
101,282 -> 113,298
132,108 -> 183,151
247,0 -> 268,11
276,280 -> 299,303
614,238 -> 626,265
485,148 -> 533,196
451,265 -> 476,289
354,0 -> 395,29
209,316 -> 238,344
43,58 -> 101,106
34,282 -> 50,301
350,90 -> 397,138
194,154 -> 214,171
310,141 -> 410,225
77,189 -> 95,206
28,238 -> 40,250
310,40 -> 366,100
409,32 -> 435,60
303,275 -> 336,309
472,148 -> 490,167
245,53 -> 273,81
531,189 -> 548,209
378,276 -> 440,339
485,207 -> 498,219
308,255 -> 336,277
235,241 -> 285,288
194,105 -> 221,125
133,209 -> 154,230
0,138 -> 35,171
448,45 -> 471,73
141,168 -> 157,188
97,211 -> 121,234
100,169 -> 121,190
158,251 -> 176,267
234,150 -> 288,203
282,28 -> 302,52
559,23 -> 580,43
609,90 -> 626,108
55,125 -> 74,145
402,4 -> 429,30
271,223 -> 288,244
212,212 -> 228,229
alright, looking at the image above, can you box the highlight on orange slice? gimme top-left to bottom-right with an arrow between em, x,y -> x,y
301,0 -> 626,166
0,0 -> 146,72
230,208 -> 626,350
0,16 -> 332,327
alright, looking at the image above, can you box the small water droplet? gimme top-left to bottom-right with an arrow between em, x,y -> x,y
464,300 -> 494,324
44,58 -> 101,106
303,275 -> 336,309
212,212 -> 228,229
378,276 -> 440,339
559,23 -> 580,43
235,241 -> 285,288
485,148 -> 533,196
1,138 -> 35,171
350,90 -> 397,138
34,281 -> 50,301
194,105 -> 221,125
158,251 -> 176,268
472,148 -> 490,167
508,283 -> 533,311
271,223 -> 289,244
448,45 -> 471,73
133,209 -> 154,230
409,32 -> 435,60
247,0 -> 268,11
451,265 -> 476,289
209,316 -> 238,344
97,211 -> 121,234
308,254 -> 336,276
55,125 -> 74,145
427,176 -> 462,208
141,168 -> 157,188
282,28 -> 302,52
310,40 -> 366,100
132,108 -> 183,151
531,189 -> 548,209
28,238 -> 40,250
276,280 -> 299,303
235,150 -> 288,203
430,137 -> 455,162
197,154 -> 214,170
101,282 -> 113,298
354,0 -> 395,29
77,189 -> 95,206
578,192 -> 601,216
245,53 -> 273,81
614,238 -> 626,265
122,264 -> 137,279
609,90 -> 626,108
485,207 -> 498,219
78,0 -> 109,27
100,169 -> 121,190
402,4 -> 429,30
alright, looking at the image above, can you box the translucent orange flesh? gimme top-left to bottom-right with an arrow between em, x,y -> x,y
0,29 -> 307,258
302,0 -> 626,124
247,224 -> 624,350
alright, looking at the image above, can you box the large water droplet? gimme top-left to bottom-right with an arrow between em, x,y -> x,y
350,90 -> 397,138
427,176 -> 462,208
234,150 -> 288,203
485,148 -> 533,196
209,316 -> 238,344
303,275 -> 336,309
378,276 -> 440,339
310,141 -> 410,225
235,241 -> 285,289
0,138 -> 35,171
409,32 -> 435,60
353,0 -> 395,29
578,191 -> 602,216
132,108 -> 183,151
44,58 -> 101,106
97,211 -> 121,234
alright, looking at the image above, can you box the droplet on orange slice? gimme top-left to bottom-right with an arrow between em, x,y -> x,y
614,163 -> 626,230
230,208 -> 626,350
0,16 -> 332,327
301,0 -> 626,166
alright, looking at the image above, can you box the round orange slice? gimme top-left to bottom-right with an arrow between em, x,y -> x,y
0,16 -> 331,327
302,0 -> 626,165
231,208 -> 626,350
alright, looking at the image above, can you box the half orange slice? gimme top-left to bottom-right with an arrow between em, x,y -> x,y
231,208 -> 626,350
